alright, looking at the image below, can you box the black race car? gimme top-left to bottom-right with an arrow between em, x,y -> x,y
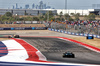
8,35 -> 20,38
63,52 -> 75,58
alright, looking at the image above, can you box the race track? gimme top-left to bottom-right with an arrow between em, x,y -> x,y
21,37 -> 100,65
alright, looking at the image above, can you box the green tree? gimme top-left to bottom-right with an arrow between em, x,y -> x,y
87,13 -> 95,21
59,11 -> 63,21
48,11 -> 54,21
70,13 -> 75,16
64,13 -> 70,21
18,17 -> 24,21
74,13 -> 80,21
39,13 -> 44,21
44,13 -> 47,21
44,11 -> 54,21
50,17 -> 55,21
24,17 -> 32,21
56,18 -> 60,21
76,13 -> 80,17
5,12 -> 12,17
84,15 -> 88,20
32,17 -> 39,21
75,16 -> 79,21
69,17 -> 74,21
1,15 -> 9,22
0,12 -> 14,23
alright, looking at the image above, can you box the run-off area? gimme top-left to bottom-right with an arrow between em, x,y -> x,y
21,37 -> 100,64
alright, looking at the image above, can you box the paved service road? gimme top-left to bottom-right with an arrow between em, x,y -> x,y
21,37 -> 100,65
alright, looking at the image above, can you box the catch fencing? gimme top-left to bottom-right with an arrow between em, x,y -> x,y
50,22 -> 100,36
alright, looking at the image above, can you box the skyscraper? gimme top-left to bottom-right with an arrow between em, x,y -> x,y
16,3 -> 18,9
43,4 -> 46,9
32,3 -> 35,9
12,5 -> 15,9
36,5 -> 39,9
12,1 -> 53,9
20,7 -> 22,9
39,1 -> 43,9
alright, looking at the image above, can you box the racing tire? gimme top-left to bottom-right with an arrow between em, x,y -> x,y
14,35 -> 20,38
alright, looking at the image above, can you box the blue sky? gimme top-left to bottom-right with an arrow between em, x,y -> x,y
0,0 -> 100,9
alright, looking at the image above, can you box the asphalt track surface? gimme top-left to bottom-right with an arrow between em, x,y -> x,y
21,37 -> 100,65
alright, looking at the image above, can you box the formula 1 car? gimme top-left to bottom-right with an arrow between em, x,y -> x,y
63,52 -> 75,58
8,35 -> 20,38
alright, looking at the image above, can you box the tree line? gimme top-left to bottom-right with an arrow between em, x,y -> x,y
0,11 -> 97,24
59,11 -> 96,21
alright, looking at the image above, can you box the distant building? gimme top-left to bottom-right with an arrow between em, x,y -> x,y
0,9 -> 12,15
43,4 -> 46,9
25,4 -> 29,9
46,6 -> 51,9
0,9 -> 57,16
52,8 -> 55,9
1,9 -> 100,16
36,5 -> 39,9
57,9 -> 100,15
39,1 -> 43,9
20,7 -> 22,9
32,3 -> 35,9
16,3 -> 18,9
12,5 -> 15,9
9,1 -> 54,10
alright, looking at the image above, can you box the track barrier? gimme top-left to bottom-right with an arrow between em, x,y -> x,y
0,27 -> 47,30
48,28 -> 100,39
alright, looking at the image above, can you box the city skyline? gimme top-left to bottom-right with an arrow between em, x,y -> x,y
0,0 -> 100,9
12,1 -> 54,9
